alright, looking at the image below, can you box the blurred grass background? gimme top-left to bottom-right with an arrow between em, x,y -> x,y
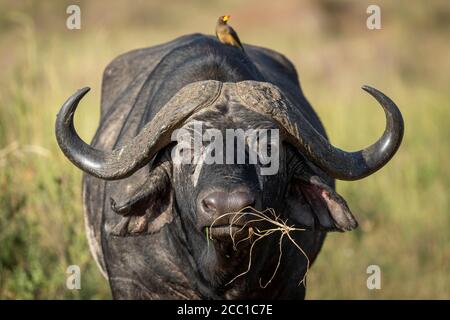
0,0 -> 449,299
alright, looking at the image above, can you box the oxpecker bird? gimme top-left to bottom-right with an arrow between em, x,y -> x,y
215,15 -> 244,51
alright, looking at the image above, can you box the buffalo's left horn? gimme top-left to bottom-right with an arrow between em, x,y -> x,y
238,82 -> 404,181
55,81 -> 222,180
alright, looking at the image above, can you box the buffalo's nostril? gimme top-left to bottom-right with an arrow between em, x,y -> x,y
228,192 -> 255,212
202,196 -> 219,213
201,191 -> 255,215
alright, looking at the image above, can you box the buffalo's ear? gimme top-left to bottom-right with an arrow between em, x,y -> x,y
110,191 -> 173,237
286,175 -> 358,232
109,160 -> 173,237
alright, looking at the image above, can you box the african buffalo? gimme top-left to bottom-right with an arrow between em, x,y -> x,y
55,34 -> 403,299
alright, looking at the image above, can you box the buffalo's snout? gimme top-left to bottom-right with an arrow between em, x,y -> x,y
197,189 -> 259,240
201,191 -> 255,216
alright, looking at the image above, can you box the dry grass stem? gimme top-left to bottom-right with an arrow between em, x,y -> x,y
208,207 -> 310,288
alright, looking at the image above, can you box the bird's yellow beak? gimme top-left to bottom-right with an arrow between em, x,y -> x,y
222,15 -> 230,22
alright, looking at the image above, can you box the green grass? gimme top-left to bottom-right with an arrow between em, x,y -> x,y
0,0 -> 449,299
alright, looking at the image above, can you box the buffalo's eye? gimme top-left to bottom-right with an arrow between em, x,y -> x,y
178,146 -> 189,157
173,144 -> 195,164
257,140 -> 279,165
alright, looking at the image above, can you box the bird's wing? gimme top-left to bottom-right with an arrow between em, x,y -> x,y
229,27 -> 244,50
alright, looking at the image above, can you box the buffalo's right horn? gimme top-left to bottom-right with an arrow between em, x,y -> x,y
55,81 -> 222,180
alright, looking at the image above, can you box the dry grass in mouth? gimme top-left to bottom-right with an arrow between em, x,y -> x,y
208,207 -> 310,288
